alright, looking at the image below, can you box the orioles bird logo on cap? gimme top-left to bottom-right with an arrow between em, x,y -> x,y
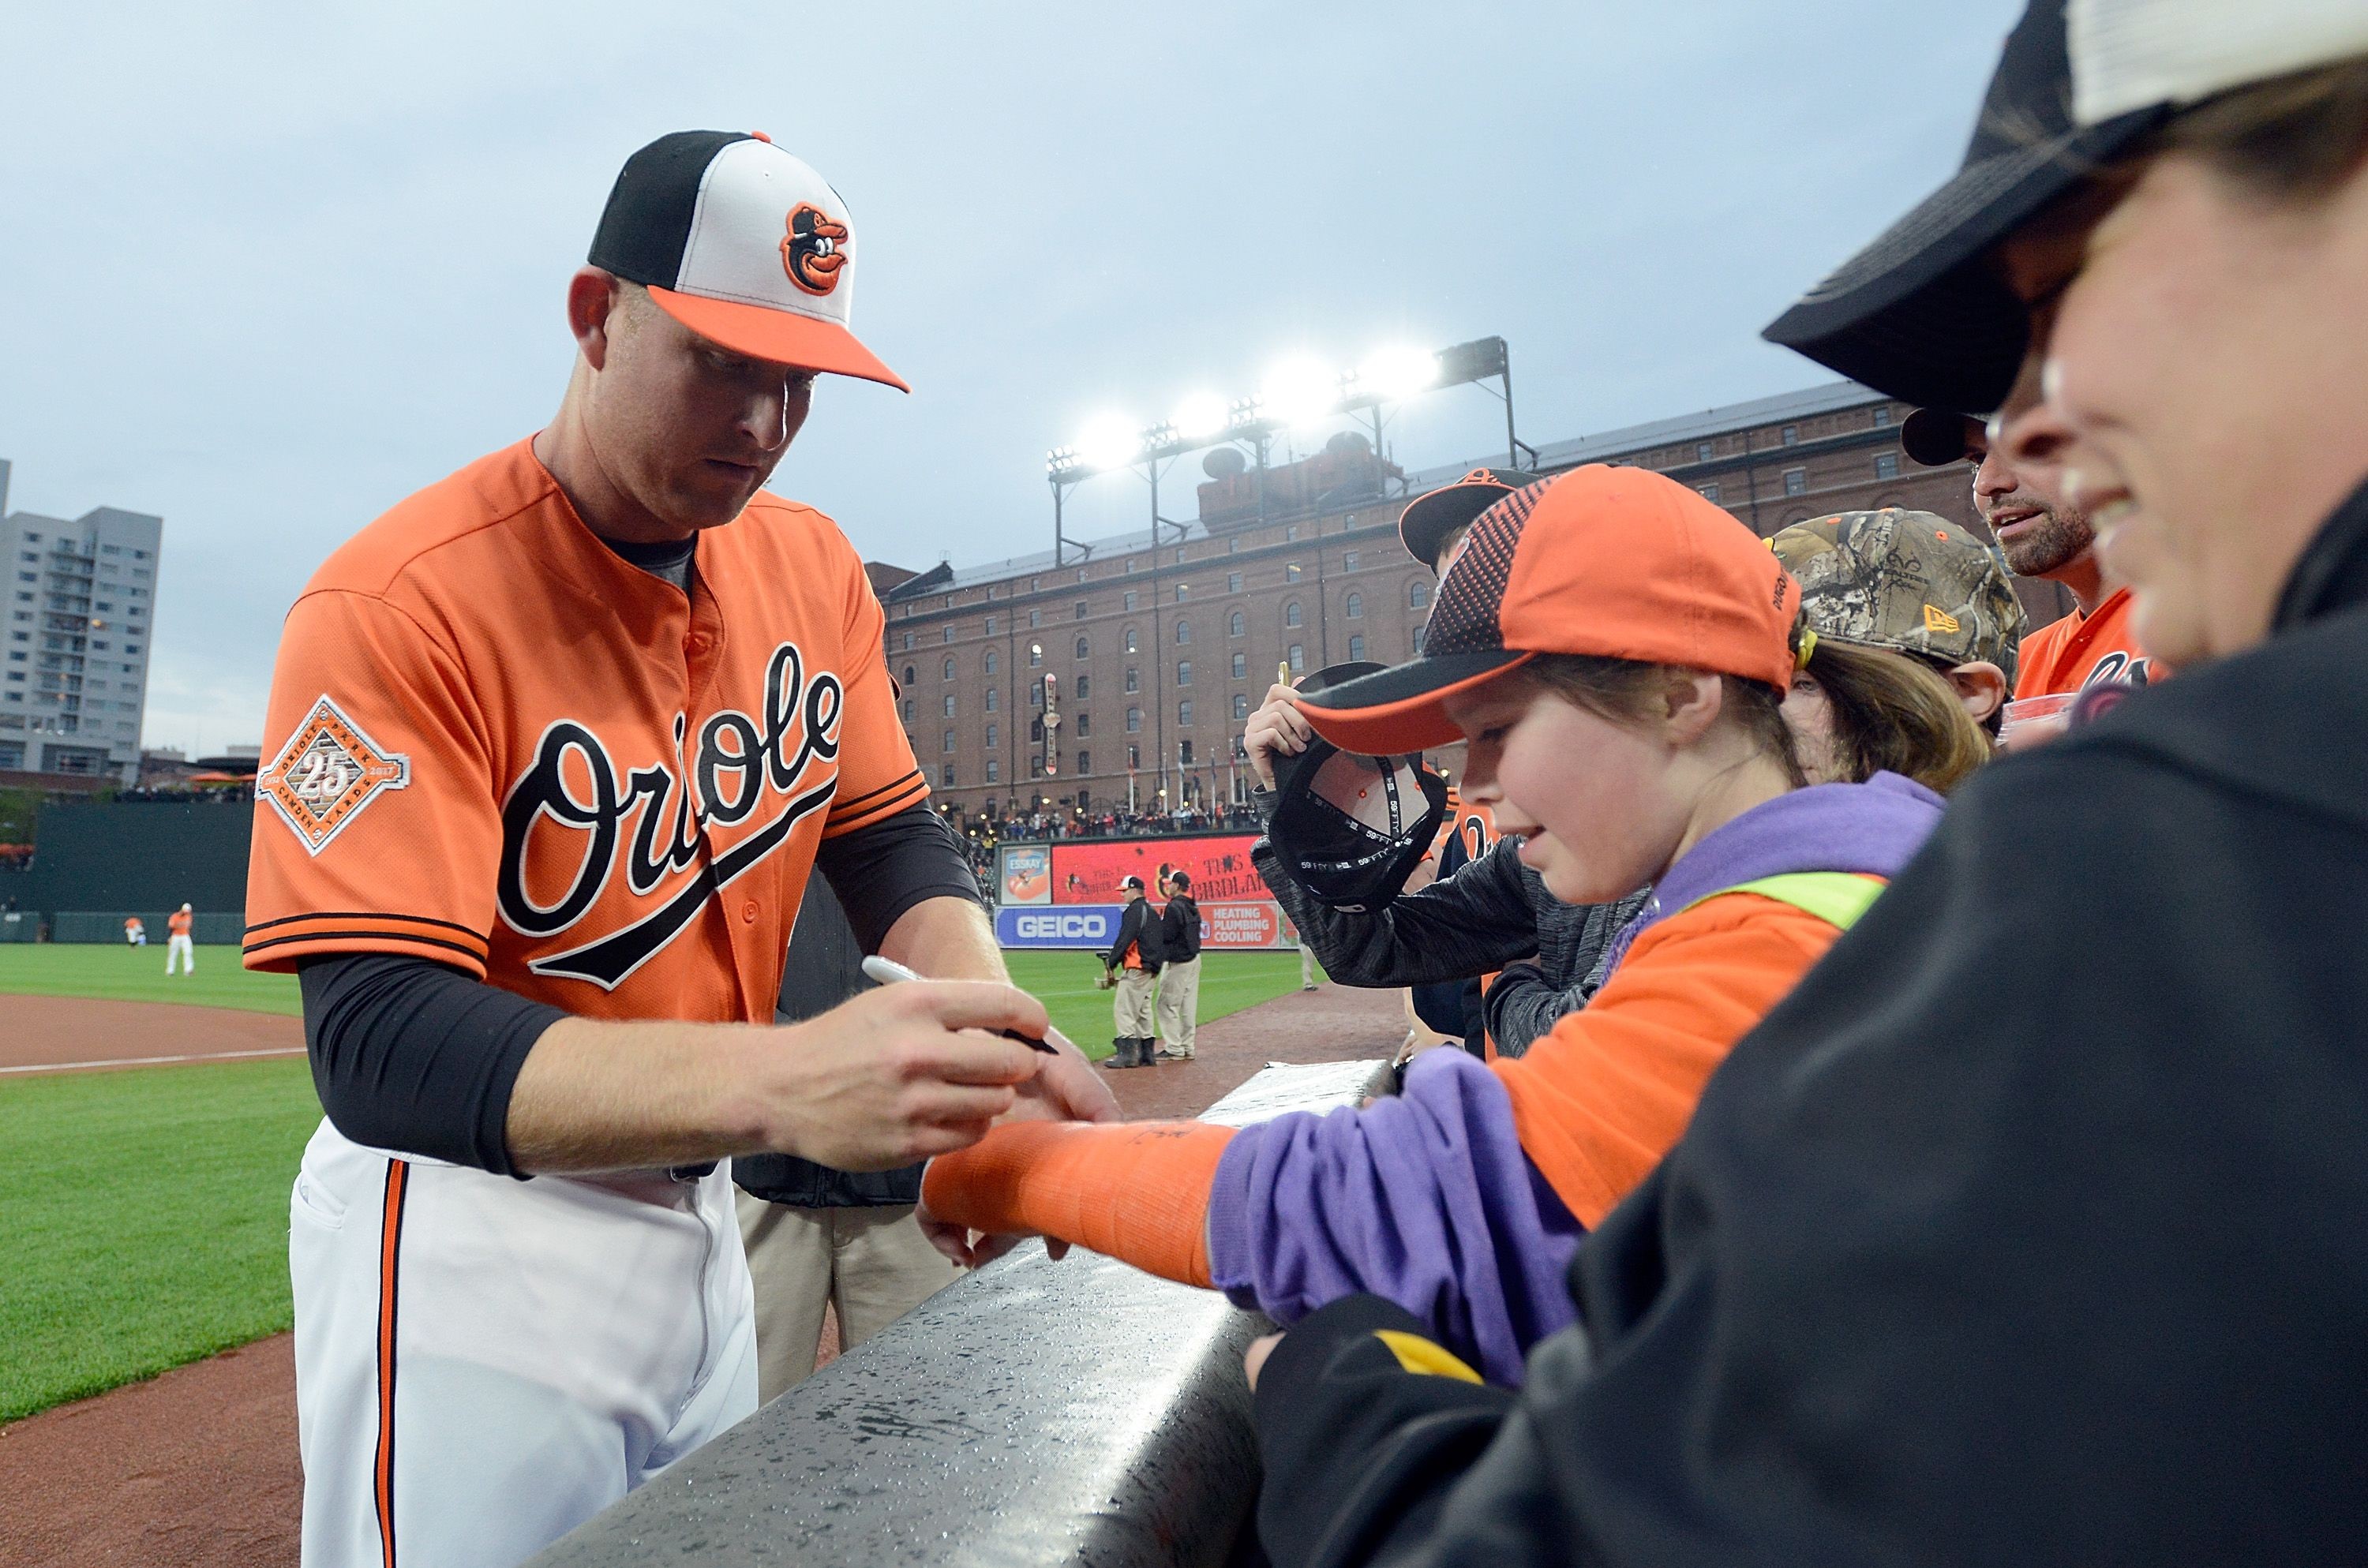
781,203 -> 849,296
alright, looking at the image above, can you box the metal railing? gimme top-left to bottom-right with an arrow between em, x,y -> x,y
527,1057 -> 1388,1568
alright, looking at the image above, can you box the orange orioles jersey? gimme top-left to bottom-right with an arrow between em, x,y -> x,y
242,438 -> 927,1024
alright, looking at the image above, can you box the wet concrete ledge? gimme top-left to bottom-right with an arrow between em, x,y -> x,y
526,1058 -> 1389,1568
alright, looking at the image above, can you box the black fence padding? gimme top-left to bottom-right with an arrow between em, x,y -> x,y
1,800 -> 253,919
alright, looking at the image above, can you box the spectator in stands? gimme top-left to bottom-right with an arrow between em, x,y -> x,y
1152,870 -> 1201,1061
920,465 -> 1946,1383
1244,13 -> 2368,1563
1770,508 -> 2020,782
1099,875 -> 1163,1069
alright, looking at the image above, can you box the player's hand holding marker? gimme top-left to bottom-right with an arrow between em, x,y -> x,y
865,956 -> 1120,1267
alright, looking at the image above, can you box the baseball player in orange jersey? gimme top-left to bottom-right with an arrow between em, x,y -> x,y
245,131 -> 1116,1568
165,903 -> 195,974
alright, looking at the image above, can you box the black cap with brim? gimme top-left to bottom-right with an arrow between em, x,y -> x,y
1398,469 -> 1540,570
1761,0 -> 2167,413
1268,661 -> 1451,913
1901,407 -> 1984,467
1296,649 -> 1531,758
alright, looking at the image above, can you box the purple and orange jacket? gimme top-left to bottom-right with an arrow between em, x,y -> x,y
925,773 -> 1943,1384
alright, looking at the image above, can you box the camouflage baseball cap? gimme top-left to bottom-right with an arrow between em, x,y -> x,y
1771,509 -> 2023,687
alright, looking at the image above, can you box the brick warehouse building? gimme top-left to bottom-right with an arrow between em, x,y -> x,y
875,380 -> 2069,821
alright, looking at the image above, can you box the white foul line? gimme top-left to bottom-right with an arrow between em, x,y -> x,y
0,1046 -> 305,1076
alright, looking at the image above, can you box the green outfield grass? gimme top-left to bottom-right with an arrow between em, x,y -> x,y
0,943 -> 300,1015
0,1057 -> 323,1424
0,945 -> 1307,1050
0,947 -> 1307,1423
1002,948 -> 1308,1060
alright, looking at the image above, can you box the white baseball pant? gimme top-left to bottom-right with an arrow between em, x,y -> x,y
288,1121 -> 756,1568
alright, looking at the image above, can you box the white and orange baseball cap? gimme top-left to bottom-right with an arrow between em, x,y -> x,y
1298,466 -> 1801,755
588,130 -> 907,391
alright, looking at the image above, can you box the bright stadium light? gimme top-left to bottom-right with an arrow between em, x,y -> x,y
1359,344 -> 1439,402
1259,356 -> 1339,429
1171,392 -> 1231,441
1075,413 -> 1143,471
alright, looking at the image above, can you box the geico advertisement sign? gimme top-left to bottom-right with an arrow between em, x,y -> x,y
996,906 -> 1120,946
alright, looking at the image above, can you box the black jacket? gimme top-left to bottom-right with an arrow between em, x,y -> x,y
1253,475 -> 2368,1567
1251,791 -> 1644,1057
1104,895 -> 1163,975
1160,894 -> 1202,962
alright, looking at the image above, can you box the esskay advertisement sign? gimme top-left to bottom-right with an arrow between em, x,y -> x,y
995,900 -> 1288,951
1049,835 -> 1266,905
998,844 -> 1051,905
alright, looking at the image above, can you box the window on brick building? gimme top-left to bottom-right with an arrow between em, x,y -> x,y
1229,610 -> 1245,637
942,694 -> 956,717
986,723 -> 999,747
1285,601 -> 1302,627
942,657 -> 955,680
1875,453 -> 1900,480
1077,712 -> 1091,737
986,686 -> 999,711
1782,424 -> 1800,446
1345,592 -> 1362,619
1175,619 -> 1191,644
1075,634 -> 1089,660
987,758 -> 1001,782
1075,601 -> 1088,619
1174,583 -> 1188,603
1408,580 -> 1429,609
984,650 -> 998,674
1126,707 -> 1141,732
1696,440 -> 1714,462
1699,484 -> 1721,503
1227,571 -> 1242,593
1125,667 -> 1139,693
943,728 -> 955,753
1348,634 -> 1365,661
1176,660 -> 1191,686
1078,750 -> 1091,773
1076,675 -> 1090,698
1288,644 -> 1305,673
1231,652 -> 1247,679
1124,590 -> 1138,612
1233,692 -> 1250,720
1784,467 -> 1808,497
1125,626 -> 1139,653
1178,703 -> 1193,729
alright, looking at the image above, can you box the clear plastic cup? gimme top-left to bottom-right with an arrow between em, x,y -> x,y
1999,690 -> 2078,751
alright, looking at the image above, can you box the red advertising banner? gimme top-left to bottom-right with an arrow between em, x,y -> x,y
1199,900 -> 1283,949
1049,835 -> 1268,905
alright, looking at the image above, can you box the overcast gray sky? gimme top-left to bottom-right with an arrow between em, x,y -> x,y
0,1 -> 2019,756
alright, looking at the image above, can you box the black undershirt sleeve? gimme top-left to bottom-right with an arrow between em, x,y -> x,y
811,801 -> 985,952
298,953 -> 568,1178
297,805 -> 972,1181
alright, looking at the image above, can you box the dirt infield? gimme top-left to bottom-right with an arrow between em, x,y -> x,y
0,981 -> 1402,1568
0,996 -> 302,1076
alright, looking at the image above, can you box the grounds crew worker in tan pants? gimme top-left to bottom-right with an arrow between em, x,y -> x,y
1100,875 -> 1162,1068
1154,870 -> 1202,1060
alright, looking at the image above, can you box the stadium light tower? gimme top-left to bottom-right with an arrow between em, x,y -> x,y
1044,335 -> 1528,567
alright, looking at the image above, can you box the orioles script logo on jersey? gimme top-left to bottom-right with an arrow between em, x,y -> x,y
497,642 -> 844,990
781,204 -> 848,297
259,696 -> 411,855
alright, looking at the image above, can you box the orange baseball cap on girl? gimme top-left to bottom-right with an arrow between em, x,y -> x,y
1297,465 -> 1801,755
